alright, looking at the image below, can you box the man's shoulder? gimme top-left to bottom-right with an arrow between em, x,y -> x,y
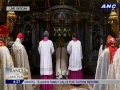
0,46 -> 8,51
115,48 -> 120,55
117,48 -> 120,51
49,39 -> 52,41
48,40 -> 53,43
69,40 -> 73,43
12,43 -> 24,50
39,40 -> 45,44
100,48 -> 109,56
39,40 -> 43,43
69,40 -> 81,43
77,40 -> 81,43
39,40 -> 53,44
103,48 -> 109,53
98,48 -> 108,59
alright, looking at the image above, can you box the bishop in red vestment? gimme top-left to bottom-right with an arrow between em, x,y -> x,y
94,35 -> 117,90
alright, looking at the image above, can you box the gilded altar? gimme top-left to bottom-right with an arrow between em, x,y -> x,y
43,5 -> 80,47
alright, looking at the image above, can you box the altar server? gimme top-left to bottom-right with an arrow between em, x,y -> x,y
38,31 -> 55,90
67,33 -> 83,79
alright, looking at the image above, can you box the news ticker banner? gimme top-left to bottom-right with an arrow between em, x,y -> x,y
5,79 -> 120,84
5,68 -> 120,85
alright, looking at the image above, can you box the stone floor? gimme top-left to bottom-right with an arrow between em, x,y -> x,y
54,84 -> 93,90
33,84 -> 94,90
32,74 -> 94,90
31,66 -> 95,79
31,60 -> 96,90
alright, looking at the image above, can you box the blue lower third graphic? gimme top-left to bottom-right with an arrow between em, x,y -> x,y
6,80 -> 24,84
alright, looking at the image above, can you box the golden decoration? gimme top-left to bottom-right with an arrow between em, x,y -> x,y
0,0 -> 3,11
117,0 -> 120,3
7,11 -> 17,33
108,9 -> 119,35
7,11 -> 17,23
108,9 -> 118,21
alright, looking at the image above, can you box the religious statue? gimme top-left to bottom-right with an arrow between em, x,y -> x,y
7,11 -> 17,33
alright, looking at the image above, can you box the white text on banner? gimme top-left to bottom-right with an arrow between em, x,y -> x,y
6,79 -> 120,84
6,6 -> 30,11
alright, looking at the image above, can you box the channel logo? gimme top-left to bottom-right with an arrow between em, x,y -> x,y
101,3 -> 117,9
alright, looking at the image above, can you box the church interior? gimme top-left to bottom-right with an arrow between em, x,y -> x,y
0,0 -> 120,90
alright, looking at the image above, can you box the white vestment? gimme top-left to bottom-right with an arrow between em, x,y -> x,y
98,44 -> 104,57
94,48 -> 109,90
12,38 -> 33,90
94,47 -> 117,90
67,40 -> 83,71
38,40 -> 54,75
56,47 -> 68,77
108,48 -> 120,90
0,46 -> 16,90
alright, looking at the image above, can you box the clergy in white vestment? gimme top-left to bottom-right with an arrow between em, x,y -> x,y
56,46 -> 68,79
110,47 -> 120,90
94,35 -> 117,90
38,31 -> 55,90
107,38 -> 120,90
0,41 -> 16,90
11,33 -> 33,90
67,33 -> 83,79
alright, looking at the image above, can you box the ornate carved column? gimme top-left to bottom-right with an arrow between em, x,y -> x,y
45,13 -> 51,32
75,0 -> 80,7
117,0 -> 120,32
59,14 -> 65,31
74,13 -> 80,33
31,14 -> 38,68
103,17 -> 108,47
16,16 -> 22,33
116,0 -> 120,46
45,0 -> 50,7
0,0 -> 3,11
89,14 -> 94,62
58,14 -> 65,46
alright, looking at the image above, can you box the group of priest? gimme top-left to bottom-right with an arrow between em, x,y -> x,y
1,30 -> 120,90
0,33 -> 32,90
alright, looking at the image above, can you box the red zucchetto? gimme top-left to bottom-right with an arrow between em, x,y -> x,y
17,33 -> 24,39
